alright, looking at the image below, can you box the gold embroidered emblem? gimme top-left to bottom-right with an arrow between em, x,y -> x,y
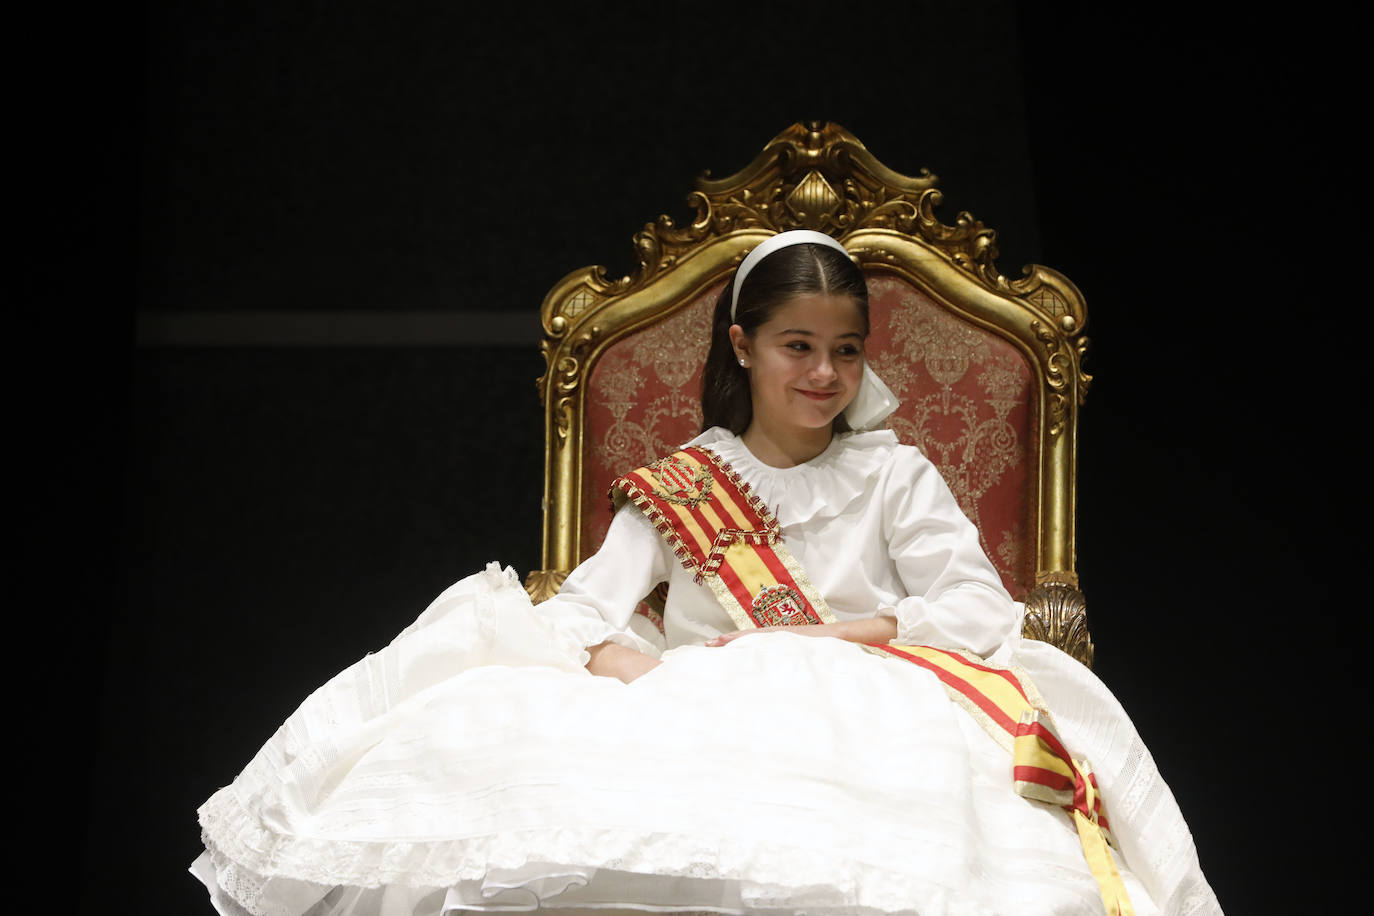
750,584 -> 811,627
647,454 -> 712,508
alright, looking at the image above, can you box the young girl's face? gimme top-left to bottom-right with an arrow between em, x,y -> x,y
731,292 -> 867,436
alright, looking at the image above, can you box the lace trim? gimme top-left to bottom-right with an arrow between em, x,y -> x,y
685,428 -> 899,526
199,782 -> 1127,916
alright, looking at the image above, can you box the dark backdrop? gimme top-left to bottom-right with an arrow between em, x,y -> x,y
50,3 -> 1358,913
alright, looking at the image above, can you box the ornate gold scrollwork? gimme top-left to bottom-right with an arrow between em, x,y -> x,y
1032,320 -> 1071,438
538,122 -> 1089,361
524,569 -> 568,604
786,170 -> 842,228
1074,334 -> 1092,406
1022,574 -> 1095,668
546,325 -> 602,441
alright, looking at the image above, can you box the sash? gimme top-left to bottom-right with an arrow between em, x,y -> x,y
611,446 -> 837,631
612,445 -> 1133,916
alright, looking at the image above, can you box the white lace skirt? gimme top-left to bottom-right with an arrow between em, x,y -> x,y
192,566 -> 1219,916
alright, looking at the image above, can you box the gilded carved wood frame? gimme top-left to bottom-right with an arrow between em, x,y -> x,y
528,122 -> 1096,666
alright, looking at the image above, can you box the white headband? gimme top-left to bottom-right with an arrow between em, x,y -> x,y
730,229 -> 850,322
729,230 -> 900,431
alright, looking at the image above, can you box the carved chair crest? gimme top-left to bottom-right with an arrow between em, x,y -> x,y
530,122 -> 1095,666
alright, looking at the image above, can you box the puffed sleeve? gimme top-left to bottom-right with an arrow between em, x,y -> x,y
877,447 -> 1019,658
532,502 -> 672,663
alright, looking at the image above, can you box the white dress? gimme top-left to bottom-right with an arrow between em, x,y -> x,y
192,428 -> 1221,916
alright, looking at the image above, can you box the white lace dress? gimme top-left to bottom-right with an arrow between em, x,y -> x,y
192,429 -> 1220,916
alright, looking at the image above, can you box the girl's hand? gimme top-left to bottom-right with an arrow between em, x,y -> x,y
705,625 -> 822,647
585,641 -> 662,684
705,617 -> 897,647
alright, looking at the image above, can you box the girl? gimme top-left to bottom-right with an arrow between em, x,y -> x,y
194,231 -> 1219,916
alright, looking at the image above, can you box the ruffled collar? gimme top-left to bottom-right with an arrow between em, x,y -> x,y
683,426 -> 899,527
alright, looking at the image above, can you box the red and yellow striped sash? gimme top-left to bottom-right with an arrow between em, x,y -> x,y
611,446 -> 836,631
869,644 -> 1134,915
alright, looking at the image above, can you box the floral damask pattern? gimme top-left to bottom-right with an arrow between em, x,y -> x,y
580,276 -> 1036,600
583,294 -> 715,550
865,277 -> 1033,597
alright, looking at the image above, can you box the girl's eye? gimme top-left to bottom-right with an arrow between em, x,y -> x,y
786,341 -> 810,352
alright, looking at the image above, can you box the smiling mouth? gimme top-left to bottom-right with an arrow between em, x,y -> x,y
797,389 -> 840,401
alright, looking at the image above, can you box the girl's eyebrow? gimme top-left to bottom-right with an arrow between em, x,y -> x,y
773,328 -> 865,339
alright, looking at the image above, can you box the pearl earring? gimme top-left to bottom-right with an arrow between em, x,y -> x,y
739,358 -> 747,367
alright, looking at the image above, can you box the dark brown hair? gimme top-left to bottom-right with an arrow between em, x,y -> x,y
700,242 -> 869,434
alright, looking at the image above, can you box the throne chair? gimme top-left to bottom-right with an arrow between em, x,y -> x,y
527,121 -> 1095,667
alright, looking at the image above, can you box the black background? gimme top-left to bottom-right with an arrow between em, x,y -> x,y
39,2 -> 1360,913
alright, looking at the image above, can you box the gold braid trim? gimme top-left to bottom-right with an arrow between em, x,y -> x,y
611,446 -> 786,583
695,446 -> 781,531
609,476 -> 702,576
773,541 -> 837,625
610,445 -> 835,626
